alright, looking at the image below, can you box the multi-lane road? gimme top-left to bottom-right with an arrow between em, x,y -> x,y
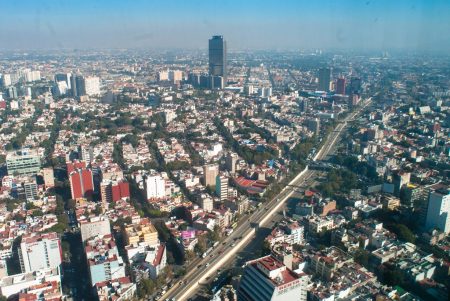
160,98 -> 371,301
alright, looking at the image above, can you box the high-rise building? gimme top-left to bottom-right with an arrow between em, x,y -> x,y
336,77 -> 346,95
54,73 -> 72,89
392,171 -> 411,197
318,68 -> 331,92
300,99 -> 309,113
1,74 -> 12,87
69,167 -> 94,199
209,35 -> 227,82
6,149 -> 41,176
225,152 -> 238,173
244,85 -> 254,96
146,175 -> 166,199
19,232 -> 62,273
169,70 -> 183,83
216,175 -> 229,201
100,179 -> 130,203
307,118 -> 320,136
70,74 -> 86,97
425,187 -> 450,233
84,76 -> 101,96
349,77 -> 362,94
203,164 -> 219,187
238,255 -> 309,301
259,87 -> 273,98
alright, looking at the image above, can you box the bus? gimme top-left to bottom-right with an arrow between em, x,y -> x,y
202,247 -> 213,258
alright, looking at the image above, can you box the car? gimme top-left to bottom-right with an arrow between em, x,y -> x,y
205,263 -> 210,267
231,243 -> 236,247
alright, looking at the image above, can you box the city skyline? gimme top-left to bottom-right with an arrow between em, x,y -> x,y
1,0 -> 450,51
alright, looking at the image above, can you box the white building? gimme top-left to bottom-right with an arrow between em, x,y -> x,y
0,267 -> 62,299
238,255 -> 308,301
84,76 -> 101,96
19,232 -> 62,273
146,175 -> 166,199
216,175 -> 228,201
426,187 -> 450,233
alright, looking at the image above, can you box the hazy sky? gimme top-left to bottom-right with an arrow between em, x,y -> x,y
1,0 -> 450,51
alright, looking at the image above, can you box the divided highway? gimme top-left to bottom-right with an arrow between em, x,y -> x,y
161,99 -> 371,301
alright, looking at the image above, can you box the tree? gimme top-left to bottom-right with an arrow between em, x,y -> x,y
194,236 -> 207,254
137,278 -> 155,298
353,249 -> 370,267
392,224 -> 416,243
208,225 -> 221,242
185,250 -> 196,263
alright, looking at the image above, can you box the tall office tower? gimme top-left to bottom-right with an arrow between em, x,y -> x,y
203,164 -> 219,187
238,255 -> 309,301
168,70 -> 183,83
69,167 -> 94,199
216,175 -> 229,201
392,170 -> 411,197
6,149 -> 41,176
244,85 -> 254,96
146,175 -> 166,199
350,76 -> 362,94
84,76 -> 101,96
54,73 -> 72,89
318,67 -> 331,92
225,152 -> 238,173
299,99 -> 309,113
19,232 -> 62,273
7,86 -> 18,99
425,186 -> 450,233
1,74 -> 12,87
336,77 -> 346,95
307,118 -> 321,136
209,35 -> 227,82
212,75 -> 224,89
189,73 -> 201,87
71,74 -> 85,97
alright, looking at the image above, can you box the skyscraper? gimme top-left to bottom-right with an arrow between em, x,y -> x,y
209,35 -> 227,82
336,77 -> 346,95
318,68 -> 331,92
